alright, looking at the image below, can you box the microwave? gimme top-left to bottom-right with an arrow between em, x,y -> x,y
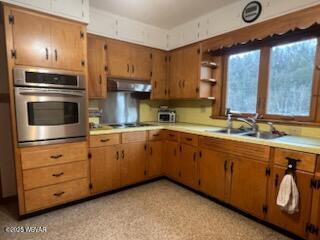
158,111 -> 176,123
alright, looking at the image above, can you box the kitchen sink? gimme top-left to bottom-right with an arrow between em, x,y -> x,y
207,128 -> 250,135
244,132 -> 283,140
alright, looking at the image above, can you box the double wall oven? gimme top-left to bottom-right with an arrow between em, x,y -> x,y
14,67 -> 87,146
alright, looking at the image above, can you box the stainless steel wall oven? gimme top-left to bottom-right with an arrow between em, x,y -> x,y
14,67 -> 86,146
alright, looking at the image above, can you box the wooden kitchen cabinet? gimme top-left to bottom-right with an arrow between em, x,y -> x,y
147,141 -> 163,178
179,144 -> 198,188
107,39 -> 131,79
229,156 -> 269,219
168,44 -> 201,99
106,38 -> 152,81
90,146 -> 121,194
199,148 -> 228,201
164,140 -> 180,179
51,19 -> 85,71
87,34 -> 107,98
7,6 -> 86,71
9,8 -> 52,68
120,142 -> 147,186
131,45 -> 152,80
267,166 -> 314,238
151,49 -> 168,99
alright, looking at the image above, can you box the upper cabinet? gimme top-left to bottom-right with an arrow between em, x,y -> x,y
151,50 -> 168,100
6,7 -> 86,71
2,0 -> 89,23
87,34 -> 107,98
168,44 -> 202,99
106,39 -> 152,81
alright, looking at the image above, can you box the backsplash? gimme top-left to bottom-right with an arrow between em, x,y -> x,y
139,100 -> 320,138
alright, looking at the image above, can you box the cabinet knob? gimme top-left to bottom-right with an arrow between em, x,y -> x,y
53,191 -> 65,197
52,172 -> 64,177
54,49 -> 58,61
50,154 -> 63,159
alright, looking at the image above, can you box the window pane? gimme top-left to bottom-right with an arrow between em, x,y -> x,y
226,50 -> 260,114
267,38 -> 317,116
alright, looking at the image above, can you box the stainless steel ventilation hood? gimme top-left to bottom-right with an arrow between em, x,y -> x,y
108,79 -> 151,92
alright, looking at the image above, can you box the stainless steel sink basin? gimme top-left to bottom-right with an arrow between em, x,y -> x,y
207,128 -> 249,135
244,132 -> 283,139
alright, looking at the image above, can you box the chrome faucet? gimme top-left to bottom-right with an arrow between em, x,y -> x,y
237,113 -> 260,132
225,108 -> 233,129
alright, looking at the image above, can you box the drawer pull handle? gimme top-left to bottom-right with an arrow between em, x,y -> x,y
185,137 -> 193,141
121,150 -> 125,159
53,191 -> 65,197
51,154 -> 63,159
224,160 -> 228,172
52,172 -> 64,177
153,134 -> 160,137
100,139 -> 110,143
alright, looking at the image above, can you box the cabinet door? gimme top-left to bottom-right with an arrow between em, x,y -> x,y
10,9 -> 52,67
199,148 -> 228,201
120,142 -> 147,186
267,166 -> 313,238
131,45 -> 152,80
90,146 -> 121,194
163,141 -> 179,179
179,144 -> 198,188
51,19 -> 85,71
229,157 -> 268,219
52,0 -> 87,21
151,50 -> 168,99
169,50 -> 184,98
182,44 -> 201,98
147,141 -> 163,178
107,39 -> 131,78
87,35 -> 107,98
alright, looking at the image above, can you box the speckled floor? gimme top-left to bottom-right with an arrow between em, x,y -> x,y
0,180 -> 291,240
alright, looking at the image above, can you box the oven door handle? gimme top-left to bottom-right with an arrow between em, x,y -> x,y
17,88 -> 85,97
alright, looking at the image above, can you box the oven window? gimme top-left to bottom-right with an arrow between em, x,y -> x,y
27,102 -> 79,126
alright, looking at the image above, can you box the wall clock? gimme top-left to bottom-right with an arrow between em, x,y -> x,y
242,1 -> 262,23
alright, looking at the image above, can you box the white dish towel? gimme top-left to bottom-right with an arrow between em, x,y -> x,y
276,174 -> 299,214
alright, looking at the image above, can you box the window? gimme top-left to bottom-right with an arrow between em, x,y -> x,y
223,37 -> 319,122
266,38 -> 317,117
226,50 -> 260,114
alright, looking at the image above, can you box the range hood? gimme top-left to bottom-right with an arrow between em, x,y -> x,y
108,79 -> 151,92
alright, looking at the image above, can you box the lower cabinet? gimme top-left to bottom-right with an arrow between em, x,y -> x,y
120,142 -> 147,186
267,166 -> 314,238
90,145 -> 121,194
147,141 -> 163,178
229,156 -> 269,219
179,143 -> 198,188
198,148 -> 228,201
164,140 -> 180,179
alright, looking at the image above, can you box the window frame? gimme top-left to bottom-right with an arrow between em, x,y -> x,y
221,34 -> 320,123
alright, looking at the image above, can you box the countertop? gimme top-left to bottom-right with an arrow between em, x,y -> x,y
90,122 -> 320,154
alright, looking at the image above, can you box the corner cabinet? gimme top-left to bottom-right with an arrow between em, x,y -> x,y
87,34 -> 107,98
5,6 -> 86,71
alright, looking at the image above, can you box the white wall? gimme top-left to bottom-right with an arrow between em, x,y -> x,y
168,0 -> 320,49
88,7 -> 168,50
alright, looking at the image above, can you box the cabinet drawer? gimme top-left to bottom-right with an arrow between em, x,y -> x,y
24,178 -> 89,212
274,148 -> 316,173
122,131 -> 147,143
180,133 -> 198,147
148,130 -> 164,141
21,142 -> 87,170
23,161 -> 88,190
165,130 -> 180,141
90,134 -> 120,147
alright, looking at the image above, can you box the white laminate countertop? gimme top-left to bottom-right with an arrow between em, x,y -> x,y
90,122 -> 320,154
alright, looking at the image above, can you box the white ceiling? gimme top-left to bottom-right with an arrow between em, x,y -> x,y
90,0 -> 238,29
